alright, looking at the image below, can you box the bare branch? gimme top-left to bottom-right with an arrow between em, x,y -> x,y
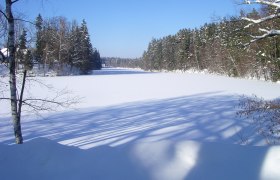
0,9 -> 8,20
21,101 -> 52,111
11,0 -> 20,4
24,98 -> 67,106
26,77 -> 54,89
22,95 -> 81,112
237,95 -> 280,144
0,8 -> 35,25
0,97 -> 11,101
14,18 -> 35,26
1,95 -> 81,112
18,70 -> 26,117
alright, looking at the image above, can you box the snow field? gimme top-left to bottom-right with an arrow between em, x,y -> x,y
0,68 -> 280,180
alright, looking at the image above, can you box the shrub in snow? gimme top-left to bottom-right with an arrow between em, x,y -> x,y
238,95 -> 280,144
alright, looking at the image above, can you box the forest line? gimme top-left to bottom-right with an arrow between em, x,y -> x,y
105,6 -> 280,82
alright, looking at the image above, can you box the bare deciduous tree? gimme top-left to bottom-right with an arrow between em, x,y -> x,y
238,95 -> 280,144
3,0 -> 24,144
0,0 -> 80,144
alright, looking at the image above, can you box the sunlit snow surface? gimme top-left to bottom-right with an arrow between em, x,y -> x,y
0,68 -> 280,180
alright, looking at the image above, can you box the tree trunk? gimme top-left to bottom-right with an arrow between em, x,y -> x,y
18,70 -> 27,119
192,32 -> 200,70
228,53 -> 240,77
6,0 -> 23,144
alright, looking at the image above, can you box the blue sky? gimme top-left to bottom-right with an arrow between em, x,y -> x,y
12,0 -> 244,58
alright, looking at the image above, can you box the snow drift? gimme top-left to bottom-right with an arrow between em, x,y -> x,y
0,138 -> 279,180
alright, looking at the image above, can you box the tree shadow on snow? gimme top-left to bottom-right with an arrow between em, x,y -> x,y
18,92 -> 261,148
0,92 -> 277,179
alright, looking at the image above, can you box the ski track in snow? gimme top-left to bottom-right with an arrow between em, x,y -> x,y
0,68 -> 280,180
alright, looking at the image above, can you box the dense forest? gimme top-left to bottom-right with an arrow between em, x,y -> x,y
34,15 -> 102,75
102,57 -> 141,69
106,6 -> 280,82
1,14 -> 102,76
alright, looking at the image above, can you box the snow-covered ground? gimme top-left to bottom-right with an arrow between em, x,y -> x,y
0,68 -> 280,180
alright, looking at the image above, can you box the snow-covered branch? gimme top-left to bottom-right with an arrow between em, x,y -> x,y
245,0 -> 280,9
0,51 -> 6,63
242,0 -> 280,46
245,29 -> 280,46
242,13 -> 280,28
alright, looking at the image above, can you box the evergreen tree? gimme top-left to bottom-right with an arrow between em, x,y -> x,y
35,14 -> 44,67
69,22 -> 82,72
175,29 -> 191,70
91,49 -> 102,70
19,29 -> 27,50
24,49 -> 33,70
16,29 -> 27,68
16,29 -> 33,71
79,19 -> 93,74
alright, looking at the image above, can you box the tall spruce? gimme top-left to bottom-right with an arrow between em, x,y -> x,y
35,14 -> 44,68
16,29 -> 26,69
17,29 -> 33,70
79,19 -> 92,74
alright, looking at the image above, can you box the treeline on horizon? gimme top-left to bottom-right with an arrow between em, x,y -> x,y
105,7 -> 280,81
1,14 -> 102,76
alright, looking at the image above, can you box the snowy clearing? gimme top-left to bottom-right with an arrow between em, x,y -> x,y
1,68 -> 280,180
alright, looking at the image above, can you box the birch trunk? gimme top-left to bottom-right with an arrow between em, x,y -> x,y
6,0 -> 23,144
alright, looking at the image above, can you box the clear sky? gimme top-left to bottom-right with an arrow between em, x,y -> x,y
11,0 -> 244,58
